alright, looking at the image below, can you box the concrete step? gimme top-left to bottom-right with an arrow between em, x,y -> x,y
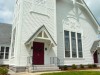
33,65 -> 58,67
29,65 -> 60,72
32,69 -> 60,72
33,67 -> 59,70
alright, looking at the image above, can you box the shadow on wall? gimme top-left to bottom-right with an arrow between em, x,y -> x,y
57,0 -> 97,32
56,0 -> 97,65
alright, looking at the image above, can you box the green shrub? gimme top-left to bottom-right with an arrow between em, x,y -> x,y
0,65 -> 9,69
63,65 -> 68,70
59,66 -> 64,70
88,64 -> 92,68
92,64 -> 97,68
59,65 -> 68,70
0,67 -> 8,75
72,64 -> 77,69
80,64 -> 84,69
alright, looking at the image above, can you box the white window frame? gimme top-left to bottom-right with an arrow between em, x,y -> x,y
77,33 -> 83,58
64,30 -> 83,58
0,46 -> 9,60
71,32 -> 77,58
64,31 -> 70,57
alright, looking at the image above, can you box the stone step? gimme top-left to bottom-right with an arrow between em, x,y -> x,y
32,69 -> 60,72
33,65 -> 58,67
29,65 -> 60,72
33,67 -> 59,70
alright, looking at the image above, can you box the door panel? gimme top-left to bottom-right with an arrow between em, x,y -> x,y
33,42 -> 44,65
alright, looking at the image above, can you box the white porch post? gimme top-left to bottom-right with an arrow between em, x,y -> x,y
47,42 -> 52,55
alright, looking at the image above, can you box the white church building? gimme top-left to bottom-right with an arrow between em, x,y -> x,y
9,0 -> 100,72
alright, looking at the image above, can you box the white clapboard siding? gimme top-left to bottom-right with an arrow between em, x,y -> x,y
56,0 -> 98,65
10,0 -> 99,67
11,0 -> 57,66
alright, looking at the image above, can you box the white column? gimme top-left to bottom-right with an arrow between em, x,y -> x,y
76,33 -> 78,58
69,31 -> 72,58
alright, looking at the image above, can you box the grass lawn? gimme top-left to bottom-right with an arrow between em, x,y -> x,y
41,71 -> 100,75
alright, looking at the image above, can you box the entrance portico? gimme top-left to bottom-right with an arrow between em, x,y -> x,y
25,25 -> 58,66
91,40 -> 100,64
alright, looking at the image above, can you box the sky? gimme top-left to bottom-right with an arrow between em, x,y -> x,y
85,0 -> 100,24
0,0 -> 15,24
0,0 -> 100,24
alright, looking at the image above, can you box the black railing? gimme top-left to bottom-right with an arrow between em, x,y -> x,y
50,57 -> 60,65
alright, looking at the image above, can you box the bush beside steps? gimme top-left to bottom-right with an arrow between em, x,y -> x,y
0,67 -> 8,75
58,64 -> 98,70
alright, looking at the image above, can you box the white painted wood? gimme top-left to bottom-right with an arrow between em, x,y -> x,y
56,0 -> 98,65
9,0 -> 99,69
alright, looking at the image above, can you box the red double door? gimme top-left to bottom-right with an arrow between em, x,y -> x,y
33,42 -> 44,65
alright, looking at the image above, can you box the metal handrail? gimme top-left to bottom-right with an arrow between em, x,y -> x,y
27,56 -> 60,65
27,56 -> 32,66
50,57 -> 60,65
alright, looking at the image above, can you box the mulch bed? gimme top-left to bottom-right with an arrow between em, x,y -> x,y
61,67 -> 100,71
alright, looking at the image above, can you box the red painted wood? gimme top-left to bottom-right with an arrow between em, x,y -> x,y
93,50 -> 98,63
33,42 -> 44,65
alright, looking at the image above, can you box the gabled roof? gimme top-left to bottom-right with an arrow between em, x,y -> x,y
25,25 -> 57,46
0,23 -> 12,45
90,40 -> 100,54
76,0 -> 99,27
82,0 -> 99,26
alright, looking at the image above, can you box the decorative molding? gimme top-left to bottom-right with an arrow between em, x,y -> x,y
31,0 -> 49,18
30,11 -> 49,18
34,0 -> 46,6
63,17 -> 81,31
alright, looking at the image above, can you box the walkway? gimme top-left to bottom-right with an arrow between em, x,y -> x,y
9,71 -> 62,75
9,69 -> 100,75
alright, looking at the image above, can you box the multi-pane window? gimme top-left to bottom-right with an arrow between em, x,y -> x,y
5,47 -> 9,59
64,31 -> 83,58
0,46 -> 9,59
77,33 -> 83,58
0,47 -> 4,59
71,32 -> 77,57
64,31 -> 70,57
